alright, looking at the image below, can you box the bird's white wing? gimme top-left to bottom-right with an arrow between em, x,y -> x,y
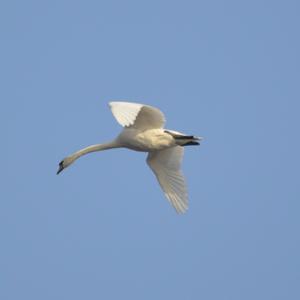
147,146 -> 188,213
109,101 -> 165,130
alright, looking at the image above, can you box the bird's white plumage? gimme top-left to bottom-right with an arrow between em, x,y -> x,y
109,101 -> 165,130
59,101 -> 199,214
109,102 -> 143,127
147,146 -> 188,213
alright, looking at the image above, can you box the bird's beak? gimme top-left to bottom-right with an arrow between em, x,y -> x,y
57,161 -> 64,175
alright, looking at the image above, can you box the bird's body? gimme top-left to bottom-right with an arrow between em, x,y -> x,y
57,101 -> 202,213
117,128 -> 175,152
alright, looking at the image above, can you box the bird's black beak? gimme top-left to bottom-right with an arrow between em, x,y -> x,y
57,161 -> 64,175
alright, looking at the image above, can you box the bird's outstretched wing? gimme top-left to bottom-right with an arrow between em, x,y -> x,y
109,102 -> 165,130
147,146 -> 188,213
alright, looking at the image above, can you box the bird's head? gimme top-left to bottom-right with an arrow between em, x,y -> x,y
56,156 -> 76,175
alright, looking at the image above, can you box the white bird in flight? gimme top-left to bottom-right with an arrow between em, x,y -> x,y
57,102 -> 202,213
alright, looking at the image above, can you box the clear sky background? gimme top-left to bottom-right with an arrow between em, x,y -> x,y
1,1 -> 299,299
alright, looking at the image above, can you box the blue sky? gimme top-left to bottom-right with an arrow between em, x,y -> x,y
1,1 -> 299,299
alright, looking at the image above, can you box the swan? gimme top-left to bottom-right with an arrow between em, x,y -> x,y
57,102 -> 202,213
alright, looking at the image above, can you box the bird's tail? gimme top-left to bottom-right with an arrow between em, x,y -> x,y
164,130 -> 203,146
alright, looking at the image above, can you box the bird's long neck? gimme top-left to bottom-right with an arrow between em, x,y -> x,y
57,140 -> 122,174
73,140 -> 121,160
